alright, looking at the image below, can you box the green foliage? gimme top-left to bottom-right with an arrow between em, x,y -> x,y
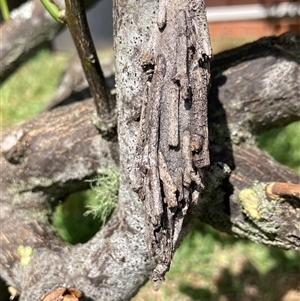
134,222 -> 300,301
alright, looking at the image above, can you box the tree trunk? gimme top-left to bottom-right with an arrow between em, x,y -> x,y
0,6 -> 299,301
116,0 -> 213,287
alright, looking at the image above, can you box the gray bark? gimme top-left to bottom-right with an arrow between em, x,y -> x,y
128,0 -> 212,286
0,3 -> 299,301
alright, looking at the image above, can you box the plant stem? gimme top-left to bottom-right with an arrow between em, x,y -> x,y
40,0 -> 66,24
64,0 -> 115,134
0,0 -> 9,20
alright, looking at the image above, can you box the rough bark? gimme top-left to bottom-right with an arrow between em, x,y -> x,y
210,32 -> 300,135
128,0 -> 212,286
1,32 -> 299,300
0,0 -> 99,82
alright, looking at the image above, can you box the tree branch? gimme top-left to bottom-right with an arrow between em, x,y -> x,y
0,34 -> 299,300
64,0 -> 116,136
199,145 -> 300,249
210,33 -> 300,135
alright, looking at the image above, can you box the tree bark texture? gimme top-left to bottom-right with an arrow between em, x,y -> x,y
128,0 -> 212,286
1,28 -> 299,301
0,0 -> 99,82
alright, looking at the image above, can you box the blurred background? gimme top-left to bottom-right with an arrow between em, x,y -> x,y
1,1 -> 299,300
5,0 -> 300,53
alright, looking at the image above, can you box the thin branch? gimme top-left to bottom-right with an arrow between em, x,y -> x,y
64,0 -> 116,136
40,0 -> 66,24
266,182 -> 300,199
0,0 -> 9,20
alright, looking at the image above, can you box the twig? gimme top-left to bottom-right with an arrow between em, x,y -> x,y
266,182 -> 300,199
40,0 -> 66,24
64,0 -> 116,135
0,0 -> 9,20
